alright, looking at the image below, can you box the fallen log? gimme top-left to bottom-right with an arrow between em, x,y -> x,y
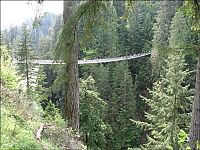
36,123 -> 45,140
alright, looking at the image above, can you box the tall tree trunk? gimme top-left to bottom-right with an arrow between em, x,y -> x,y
25,35 -> 30,96
63,1 -> 79,131
189,49 -> 200,150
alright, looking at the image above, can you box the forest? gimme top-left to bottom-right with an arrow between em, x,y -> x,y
1,0 -> 200,150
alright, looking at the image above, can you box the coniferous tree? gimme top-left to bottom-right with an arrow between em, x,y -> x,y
38,35 -> 52,59
51,14 -> 63,53
17,24 -> 35,95
132,10 -> 193,150
80,3 -> 118,101
93,64 -> 111,101
169,11 -> 190,50
78,3 -> 141,148
126,1 -> 156,144
168,10 -> 194,136
151,1 -> 181,78
1,29 -> 11,49
108,61 -> 139,149
133,51 -> 192,150
80,76 -> 110,150
33,66 -> 49,104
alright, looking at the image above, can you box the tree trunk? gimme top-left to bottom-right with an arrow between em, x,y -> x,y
25,35 -> 30,96
189,50 -> 200,150
63,1 -> 79,131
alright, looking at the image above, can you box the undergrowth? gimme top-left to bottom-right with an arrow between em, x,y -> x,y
1,45 -> 86,150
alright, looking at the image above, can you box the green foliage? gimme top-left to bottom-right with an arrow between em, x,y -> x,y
16,23 -> 36,95
54,1 -> 107,63
2,1 -> 198,149
12,140 -> 42,150
152,1 -> 180,52
132,51 -> 192,150
33,66 -> 49,103
181,0 -> 200,31
168,9 -> 198,91
1,45 -> 20,89
43,101 -> 65,125
1,44 -> 85,149
1,84 -> 50,149
107,62 -> 140,149
197,141 -> 200,149
17,23 -> 35,67
151,1 -> 181,78
81,2 -> 119,58
1,81 -> 83,150
169,11 -> 190,50
38,35 -> 53,59
1,108 -> 42,149
79,2 -> 155,149
80,76 -> 110,150
1,103 -> 60,150
178,130 -> 191,150
127,1 -> 156,54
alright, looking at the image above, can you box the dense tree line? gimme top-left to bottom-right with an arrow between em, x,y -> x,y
1,0 -> 199,149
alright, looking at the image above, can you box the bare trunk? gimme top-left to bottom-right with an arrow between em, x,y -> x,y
63,1 -> 79,131
189,50 -> 200,150
25,55 -> 30,95
66,41 -> 79,130
25,35 -> 30,95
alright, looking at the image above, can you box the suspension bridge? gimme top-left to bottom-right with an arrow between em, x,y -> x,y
14,52 -> 151,65
14,52 -> 151,90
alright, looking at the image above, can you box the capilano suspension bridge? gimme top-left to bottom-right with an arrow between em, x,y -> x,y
14,51 -> 151,91
14,52 -> 151,65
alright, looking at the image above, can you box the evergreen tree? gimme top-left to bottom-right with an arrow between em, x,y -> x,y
132,11 -> 193,149
107,61 -> 139,149
127,1 -> 156,144
51,14 -> 63,53
80,76 -> 110,150
151,1 -> 181,78
133,51 -> 192,150
81,64 -> 111,101
169,11 -> 190,50
33,66 -> 49,104
38,35 -> 52,59
17,24 -> 35,95
79,3 -> 118,101
1,29 -> 11,49
168,11 -> 193,130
